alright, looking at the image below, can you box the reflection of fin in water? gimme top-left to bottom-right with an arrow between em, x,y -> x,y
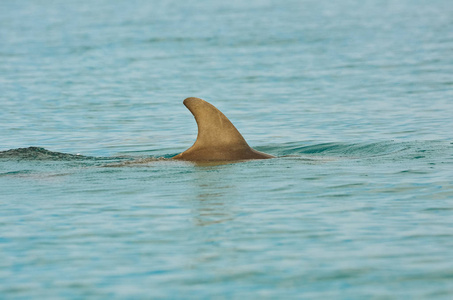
173,97 -> 274,161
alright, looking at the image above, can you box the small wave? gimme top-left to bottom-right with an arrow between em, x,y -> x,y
258,141 -> 406,157
260,140 -> 449,160
0,147 -> 93,161
0,170 -> 34,177
1,141 -> 449,163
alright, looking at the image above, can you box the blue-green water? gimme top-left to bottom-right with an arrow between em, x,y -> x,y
1,0 -> 453,298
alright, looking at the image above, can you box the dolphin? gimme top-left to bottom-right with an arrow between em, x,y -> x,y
173,97 -> 274,161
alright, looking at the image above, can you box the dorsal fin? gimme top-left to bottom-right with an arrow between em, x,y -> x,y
185,97 -> 249,148
173,97 -> 274,161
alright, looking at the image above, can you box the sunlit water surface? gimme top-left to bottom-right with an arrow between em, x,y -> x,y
1,0 -> 453,299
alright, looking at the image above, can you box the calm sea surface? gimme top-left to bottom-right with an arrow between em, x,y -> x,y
1,0 -> 453,299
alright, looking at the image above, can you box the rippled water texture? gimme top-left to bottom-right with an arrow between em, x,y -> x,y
1,0 -> 453,299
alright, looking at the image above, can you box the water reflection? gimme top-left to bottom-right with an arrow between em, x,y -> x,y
188,165 -> 237,226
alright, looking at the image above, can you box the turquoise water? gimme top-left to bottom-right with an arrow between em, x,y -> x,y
1,0 -> 453,298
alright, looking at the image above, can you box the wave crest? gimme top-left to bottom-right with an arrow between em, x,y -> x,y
0,147 -> 91,161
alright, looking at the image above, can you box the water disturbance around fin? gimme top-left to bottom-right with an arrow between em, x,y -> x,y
173,97 -> 274,161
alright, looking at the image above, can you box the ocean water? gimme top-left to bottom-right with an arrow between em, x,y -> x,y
1,0 -> 453,299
